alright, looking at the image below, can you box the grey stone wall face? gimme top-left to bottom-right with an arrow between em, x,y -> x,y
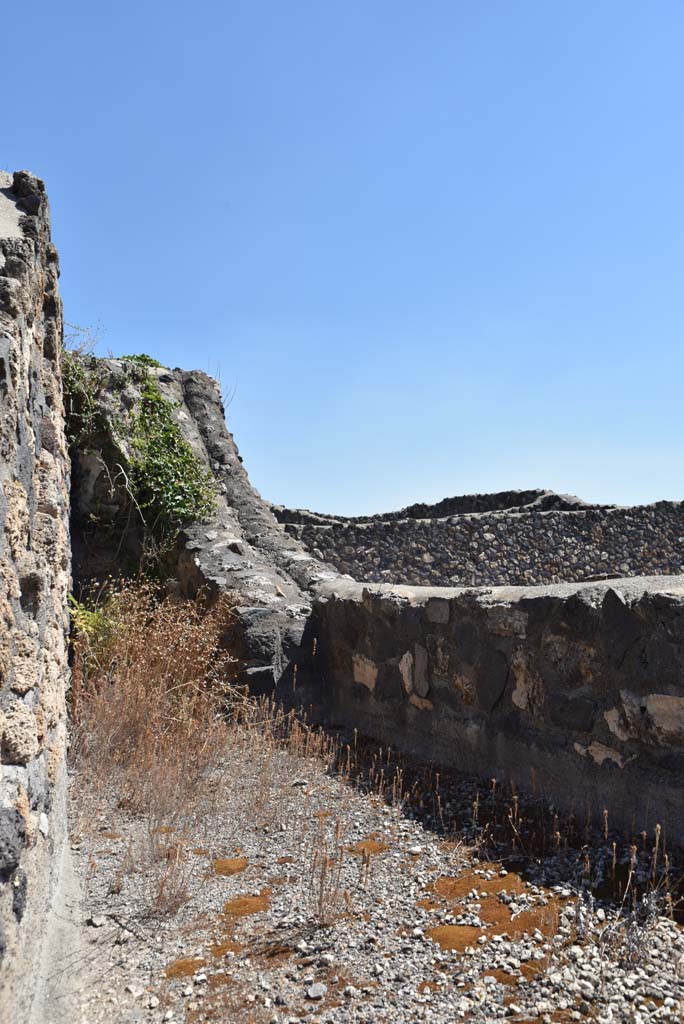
285,501 -> 684,587
0,172 -> 70,1021
312,576 -> 684,840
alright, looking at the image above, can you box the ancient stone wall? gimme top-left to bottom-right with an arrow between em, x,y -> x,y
273,488 -> 592,525
0,172 -> 70,1020
283,500 -> 684,586
312,575 -> 684,840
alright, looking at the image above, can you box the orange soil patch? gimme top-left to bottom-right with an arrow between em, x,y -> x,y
349,836 -> 389,857
222,888 -> 271,917
207,972 -> 233,989
417,898 -> 440,911
212,857 -> 249,876
209,939 -> 243,957
418,981 -> 440,993
427,902 -> 561,952
479,898 -> 561,940
432,869 -> 526,901
482,968 -> 518,986
164,955 -> 207,978
425,866 -> 563,951
277,856 -> 294,864
427,924 -> 486,951
520,961 -> 545,981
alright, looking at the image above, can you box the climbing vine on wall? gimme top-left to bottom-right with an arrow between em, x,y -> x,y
129,375 -> 217,537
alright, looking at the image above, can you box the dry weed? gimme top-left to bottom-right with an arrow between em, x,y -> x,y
69,585 -> 419,924
70,579 -> 241,812
70,579 -> 247,910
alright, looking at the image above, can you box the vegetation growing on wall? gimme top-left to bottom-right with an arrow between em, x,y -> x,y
61,345 -> 110,451
118,353 -> 163,367
61,333 -> 217,576
128,375 -> 217,537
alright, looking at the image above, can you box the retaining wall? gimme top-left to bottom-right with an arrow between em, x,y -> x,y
312,575 -> 684,840
285,501 -> 684,586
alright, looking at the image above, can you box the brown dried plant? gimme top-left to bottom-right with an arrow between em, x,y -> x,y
70,578 -> 242,823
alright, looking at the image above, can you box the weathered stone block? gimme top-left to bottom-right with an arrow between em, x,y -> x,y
0,703 -> 40,766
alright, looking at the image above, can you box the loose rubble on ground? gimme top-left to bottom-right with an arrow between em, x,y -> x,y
63,729 -> 684,1024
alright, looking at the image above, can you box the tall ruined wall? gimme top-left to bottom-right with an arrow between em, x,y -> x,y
0,173 -> 70,1019
284,500 -> 684,586
69,359 -> 335,692
313,575 -> 684,839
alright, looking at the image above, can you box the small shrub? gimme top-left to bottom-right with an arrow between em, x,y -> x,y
61,348 -> 109,451
119,353 -> 162,367
68,591 -> 119,687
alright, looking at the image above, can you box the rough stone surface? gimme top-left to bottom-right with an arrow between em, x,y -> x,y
273,488 -> 593,524
279,492 -> 684,586
312,575 -> 684,840
70,360 -> 337,688
0,171 -> 70,1022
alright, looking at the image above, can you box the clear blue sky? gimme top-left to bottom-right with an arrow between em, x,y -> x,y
4,2 -> 683,513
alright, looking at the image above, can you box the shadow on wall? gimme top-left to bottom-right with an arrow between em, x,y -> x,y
308,575 -> 684,843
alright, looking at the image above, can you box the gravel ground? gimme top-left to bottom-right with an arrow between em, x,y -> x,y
63,735 -> 684,1024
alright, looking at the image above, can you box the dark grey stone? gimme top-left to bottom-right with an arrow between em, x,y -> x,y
547,693 -> 597,733
0,809 -> 27,882
413,643 -> 430,698
475,647 -> 509,713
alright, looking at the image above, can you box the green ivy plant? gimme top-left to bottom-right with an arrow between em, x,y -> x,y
68,592 -> 115,652
128,376 -> 217,538
119,353 -> 162,368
